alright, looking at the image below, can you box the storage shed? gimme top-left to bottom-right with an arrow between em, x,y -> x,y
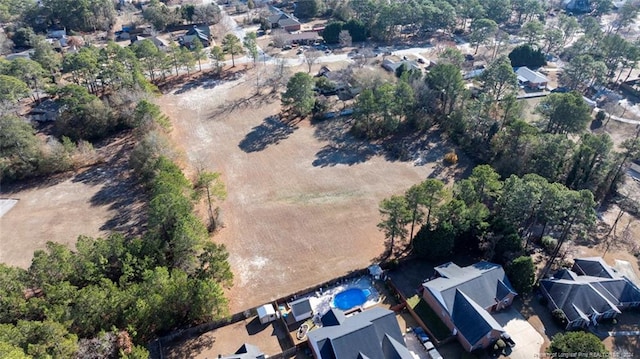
257,304 -> 278,324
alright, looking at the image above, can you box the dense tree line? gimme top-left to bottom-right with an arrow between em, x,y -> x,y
379,165 -> 598,293
558,13 -> 640,89
0,102 -> 232,358
341,43 -> 639,203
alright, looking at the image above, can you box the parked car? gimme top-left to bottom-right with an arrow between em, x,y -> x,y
323,112 -> 337,119
428,348 -> 444,359
412,327 -> 429,343
417,58 -> 426,64
423,341 -> 435,351
501,333 -> 516,347
339,108 -> 353,116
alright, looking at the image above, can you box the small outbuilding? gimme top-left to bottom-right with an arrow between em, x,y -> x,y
256,303 -> 278,324
368,264 -> 384,280
289,297 -> 313,322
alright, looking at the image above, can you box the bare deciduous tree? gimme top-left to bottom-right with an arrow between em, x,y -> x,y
339,30 -> 352,47
304,50 -> 322,73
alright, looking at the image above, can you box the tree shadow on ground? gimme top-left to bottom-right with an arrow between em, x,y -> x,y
71,135 -> 147,236
158,69 -> 247,95
310,119 -> 466,172
311,117 -> 383,167
209,91 -> 279,119
162,334 -> 216,359
238,115 -> 298,153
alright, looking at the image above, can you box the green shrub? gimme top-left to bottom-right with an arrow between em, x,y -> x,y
541,236 -> 558,253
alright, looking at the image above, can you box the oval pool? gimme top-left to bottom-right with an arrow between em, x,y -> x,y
333,288 -> 371,311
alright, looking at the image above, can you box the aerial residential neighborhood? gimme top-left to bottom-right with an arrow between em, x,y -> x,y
0,0 -> 639,358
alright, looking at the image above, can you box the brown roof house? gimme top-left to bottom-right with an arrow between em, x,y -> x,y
421,261 -> 517,352
540,257 -> 640,330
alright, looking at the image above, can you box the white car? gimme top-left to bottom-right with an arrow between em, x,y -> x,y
428,348 -> 443,359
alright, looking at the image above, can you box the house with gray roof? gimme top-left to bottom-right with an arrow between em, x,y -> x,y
182,25 -> 212,48
421,261 -> 517,352
306,307 -> 412,359
516,66 -> 548,90
219,343 -> 265,359
267,12 -> 301,32
540,257 -> 640,330
290,297 -> 313,322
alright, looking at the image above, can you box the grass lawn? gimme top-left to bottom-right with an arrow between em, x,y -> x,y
406,295 -> 450,341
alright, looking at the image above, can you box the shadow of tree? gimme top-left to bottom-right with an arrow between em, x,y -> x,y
311,118 -> 383,167
209,91 -> 279,119
158,69 -> 247,95
311,119 -> 463,170
162,334 -> 216,359
238,115 -> 298,153
71,137 -> 147,236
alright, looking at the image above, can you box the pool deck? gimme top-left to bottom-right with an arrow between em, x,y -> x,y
280,276 -> 382,344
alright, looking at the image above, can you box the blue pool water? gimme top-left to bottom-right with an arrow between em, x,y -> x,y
333,288 -> 371,311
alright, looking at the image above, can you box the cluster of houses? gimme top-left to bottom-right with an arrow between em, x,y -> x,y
380,53 -> 550,93
116,24 -> 212,51
218,257 -> 640,358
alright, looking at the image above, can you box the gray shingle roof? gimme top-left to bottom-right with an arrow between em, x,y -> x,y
451,290 -> 504,345
307,307 -> 412,359
542,258 -> 640,326
516,67 -> 548,84
424,261 -> 517,313
219,343 -> 265,359
290,297 -> 312,317
573,257 -> 617,278
593,279 -> 640,305
541,277 -> 621,323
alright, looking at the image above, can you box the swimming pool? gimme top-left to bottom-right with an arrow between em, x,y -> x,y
333,287 -> 371,311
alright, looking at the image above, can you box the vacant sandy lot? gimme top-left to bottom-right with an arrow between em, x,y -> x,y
159,69 -> 464,313
0,136 -> 145,268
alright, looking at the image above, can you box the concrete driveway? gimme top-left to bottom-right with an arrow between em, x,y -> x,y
492,308 -> 543,359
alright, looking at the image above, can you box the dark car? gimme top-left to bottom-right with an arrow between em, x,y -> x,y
501,333 -> 516,347
412,326 -> 429,343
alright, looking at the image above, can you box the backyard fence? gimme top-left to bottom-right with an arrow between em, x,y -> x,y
386,278 -> 442,346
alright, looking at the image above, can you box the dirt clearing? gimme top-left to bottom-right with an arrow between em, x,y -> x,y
158,69 -> 465,313
0,136 -> 146,268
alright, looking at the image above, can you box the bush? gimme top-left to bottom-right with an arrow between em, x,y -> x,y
541,236 -> 558,253
444,151 -> 458,165
552,309 -> 568,327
